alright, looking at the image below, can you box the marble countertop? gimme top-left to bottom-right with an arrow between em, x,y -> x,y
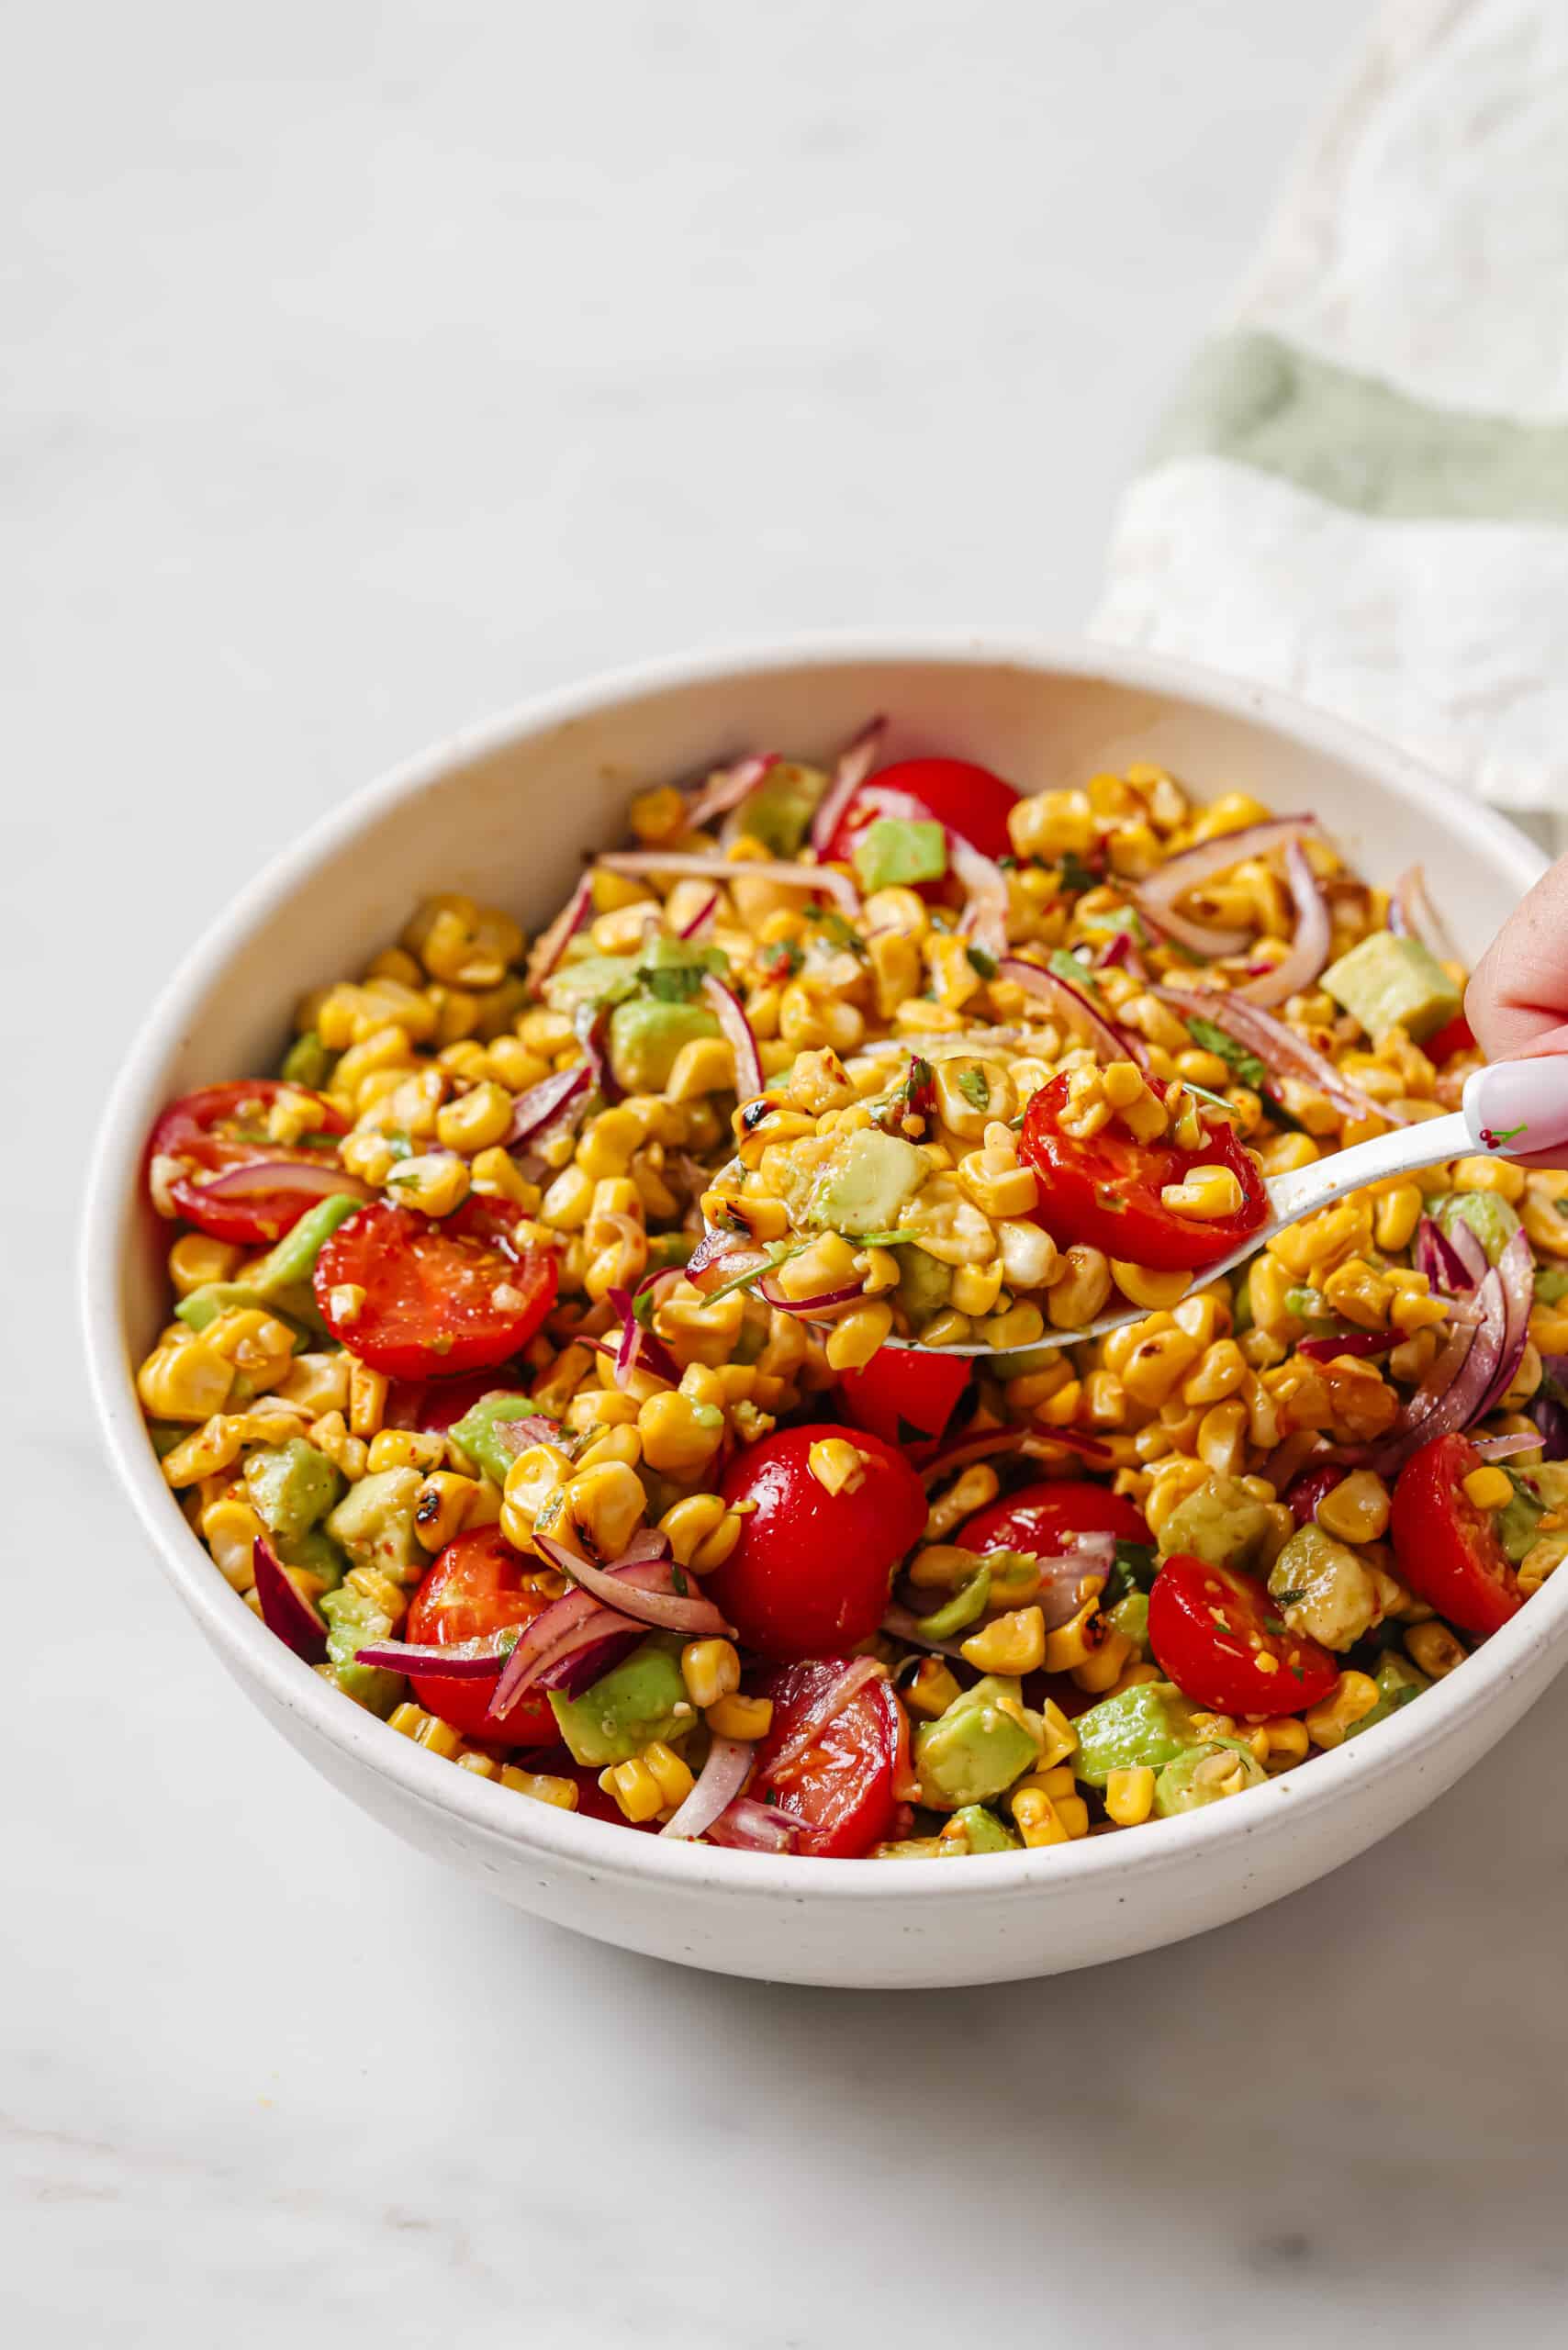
8,3 -> 1567,2340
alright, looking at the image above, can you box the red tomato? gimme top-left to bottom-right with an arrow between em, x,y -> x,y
1427,1013 -> 1476,1064
1390,1432 -> 1523,1637
148,1080 -> 351,1245
706,1423 -> 928,1662
752,1660 -> 910,1857
1148,1553 -> 1338,1715
836,1347 -> 969,1449
1020,1070 -> 1269,1272
1282,1461 -> 1347,1527
384,1371 -> 502,1432
405,1526 -> 560,1744
822,756 -> 1018,867
314,1199 -> 556,1378
958,1476 -> 1151,1558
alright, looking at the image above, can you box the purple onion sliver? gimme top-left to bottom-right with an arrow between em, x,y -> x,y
252,1535 -> 328,1665
505,1063 -> 590,1148
1296,1328 -> 1400,1361
1471,1431 -> 1545,1462
678,890 -> 722,939
353,1639 -> 504,1680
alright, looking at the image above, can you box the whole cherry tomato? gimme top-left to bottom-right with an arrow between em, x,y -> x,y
1390,1431 -> 1524,1637
1148,1552 -> 1338,1715
405,1525 -> 560,1744
1020,1069 -> 1268,1272
147,1080 -> 353,1245
314,1198 -> 556,1378
821,755 -> 1018,868
706,1423 -> 928,1662
836,1347 -> 970,1449
751,1659 -> 911,1857
958,1477 -> 1151,1558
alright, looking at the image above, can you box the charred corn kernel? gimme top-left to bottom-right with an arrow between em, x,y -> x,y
1043,1600 -> 1103,1674
1304,1670 -> 1382,1751
499,1764 -> 579,1809
960,1606 -> 1047,1674
681,1639 -> 742,1709
641,1740 -> 696,1810
1105,1766 -> 1157,1827
1323,1257 -> 1394,1329
1372,1181 -> 1425,1252
1070,1629 -> 1135,1695
656,1493 -> 738,1572
1012,1788 -> 1070,1848
166,1233 -> 242,1297
366,1428 -> 445,1476
1032,1697 -> 1077,1772
1316,1468 -> 1392,1544
200,1494 -> 266,1588
194,1308 -> 295,1388
308,1410 -> 368,1482
161,1416 -> 248,1485
1108,1259 -> 1191,1313
139,1332 -> 237,1423
346,1360 -> 389,1440
808,1438 -> 869,1496
434,1080 -> 513,1155
1267,1197 -> 1373,1281
904,1657 -> 963,1718
637,1390 -> 725,1477
1462,1464 -> 1514,1512
413,1471 -> 478,1550
773,1231 -> 858,1302
557,1460 -> 645,1557
572,1426 -> 644,1478
1047,1245 -> 1114,1331
386,1151 -> 470,1216
343,1564 -> 409,1627
924,1464 -> 1001,1543
706,1693 -> 774,1740
1160,1163 -> 1244,1222
1196,1399 -> 1249,1477
824,1302 -> 895,1372
1123,1325 -> 1204,1407
1181,1337 -> 1247,1406
501,1440 -> 573,1533
600,1757 -> 665,1824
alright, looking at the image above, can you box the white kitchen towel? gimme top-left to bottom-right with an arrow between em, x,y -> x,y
1092,0 -> 1568,815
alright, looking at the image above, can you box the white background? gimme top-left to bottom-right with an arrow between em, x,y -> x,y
8,4 -> 1566,2343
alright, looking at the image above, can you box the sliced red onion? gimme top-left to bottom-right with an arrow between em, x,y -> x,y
1001,956 -> 1138,1067
252,1535 -> 327,1664
525,874 -> 594,992
951,838 -> 1010,963
1473,1231 -> 1535,1423
659,1735 -> 756,1841
755,1274 -> 866,1320
1415,1215 -> 1477,1296
505,1063 -> 591,1148
574,1002 -> 622,1104
1529,1351 -> 1568,1462
353,1638 -> 505,1678
487,1593 -> 650,1724
490,1412 -> 562,1457
530,1532 -> 734,1637
1153,987 -> 1410,1126
678,890 -> 722,940
1238,838 -> 1331,1008
1473,1430 -> 1545,1461
1021,1427 -> 1115,1466
195,1160 -> 369,1207
917,1426 -> 1031,1485
809,716 -> 888,855
1394,865 -> 1460,963
534,1629 -> 641,1695
683,751 -> 779,834
1358,1292 -> 1498,1477
704,1797 -> 800,1853
701,972 -> 765,1100
959,1534 -> 1115,1630
1098,928 -> 1148,981
1295,1328 -> 1401,1361
597,848 -> 860,918
1447,1220 -> 1491,1292
1133,816 -> 1320,957
602,1284 -> 682,1388
767,1656 -> 889,1777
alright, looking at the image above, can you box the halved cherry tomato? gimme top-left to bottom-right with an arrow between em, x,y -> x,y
405,1525 -> 560,1744
752,1659 -> 911,1857
384,1371 -> 503,1432
1020,1069 -> 1269,1272
1147,1552 -> 1338,1714
314,1198 -> 556,1377
148,1080 -> 352,1245
821,755 -> 1018,869
1390,1431 -> 1523,1637
1427,1013 -> 1476,1065
706,1423 -> 928,1662
957,1476 -> 1151,1559
836,1347 -> 969,1449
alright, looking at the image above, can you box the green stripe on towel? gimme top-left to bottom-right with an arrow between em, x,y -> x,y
1148,330 -> 1568,524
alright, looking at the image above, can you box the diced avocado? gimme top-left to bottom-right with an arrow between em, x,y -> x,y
1438,1189 -> 1521,1269
805,1129 -> 926,1237
319,1583 -> 403,1717
1345,1651 -> 1428,1740
1152,1740 -> 1267,1817
1156,1474 -> 1274,1572
943,1804 -> 1021,1855
1534,1461 -> 1568,1512
851,817 -> 947,893
1322,931 -> 1461,1045
447,1392 -> 540,1485
279,1029 -> 335,1089
894,1243 -> 952,1326
249,1194 -> 365,1295
548,1636 -> 691,1766
544,949 -> 641,1015
1495,1471 -> 1545,1566
1071,1682 -> 1202,1788
743,761 -> 829,859
1268,1522 -> 1383,1651
1106,1590 -> 1150,1656
147,1421 -> 186,1460
915,1567 -> 991,1639
245,1438 -> 343,1544
325,1469 -> 425,1583
1536,1264 -> 1568,1307
274,1523 -> 347,1591
640,933 -> 727,983
608,997 -> 720,1093
175,1281 -> 312,1340
913,1676 -> 1044,1810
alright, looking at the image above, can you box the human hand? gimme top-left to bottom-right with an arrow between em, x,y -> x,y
1467,855 -> 1568,1167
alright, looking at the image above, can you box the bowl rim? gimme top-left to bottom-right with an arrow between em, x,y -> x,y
81,627 -> 1564,1906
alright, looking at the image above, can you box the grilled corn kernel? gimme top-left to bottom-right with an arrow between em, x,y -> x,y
161,1416 -> 248,1486
137,1338 -> 235,1423
824,1302 -> 894,1372
1462,1464 -> 1514,1512
959,1606 -> 1047,1674
641,1740 -> 696,1810
386,1151 -> 470,1216
904,1657 -> 963,1718
1070,1628 -> 1135,1695
658,1493 -> 741,1572
468,1146 -> 542,1209
498,1764 -> 579,1809
413,1472 -> 478,1550
1043,1600 -> 1103,1674
201,1494 -> 266,1588
1047,1245 -> 1114,1330
167,1234 -> 242,1297
600,1757 -> 665,1824
1011,1788 -> 1070,1848
366,1428 -> 445,1476
1160,1163 -> 1244,1222
1122,1325 -> 1204,1408
807,1438 -> 869,1496
637,1390 -> 726,1477
1105,1765 -> 1157,1827
560,1460 -> 645,1557
1304,1670 -> 1382,1751
435,1080 -> 514,1155
681,1639 -> 742,1709
347,1360 -> 389,1440
706,1693 -> 774,1740
1314,1468 -> 1392,1545
934,1057 -> 1015,1140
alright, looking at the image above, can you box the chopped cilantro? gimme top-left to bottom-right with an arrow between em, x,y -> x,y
1274,1588 -> 1306,1608
643,964 -> 705,1003
802,906 -> 868,957
1104,1539 -> 1159,1606
965,945 -> 999,980
958,1067 -> 991,1113
1056,850 -> 1101,895
1048,947 -> 1102,999
1186,1015 -> 1268,1091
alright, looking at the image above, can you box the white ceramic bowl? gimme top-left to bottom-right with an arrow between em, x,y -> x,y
83,634 -> 1560,1988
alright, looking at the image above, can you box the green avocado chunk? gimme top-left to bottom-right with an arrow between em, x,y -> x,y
278,1030 -> 335,1089
248,1193 -> 366,1294
943,1804 -> 1021,1855
319,1583 -> 404,1717
1345,1651 -> 1429,1740
806,1129 -> 926,1237
893,1242 -> 952,1326
1071,1682 -> 1203,1788
743,761 -> 830,858
608,997 -> 720,1093
1153,1740 -> 1267,1817
913,1676 -> 1044,1810
274,1523 -> 346,1590
544,949 -> 641,1014
1106,1590 -> 1151,1656
1437,1188 -> 1522,1269
1494,1472 -> 1545,1566
325,1469 -> 425,1582
175,1281 -> 313,1340
447,1392 -> 541,1486
245,1438 -> 343,1545
548,1636 -> 692,1766
1323,931 -> 1462,1045
915,1567 -> 991,1639
1155,1474 -> 1274,1571
851,817 -> 948,893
